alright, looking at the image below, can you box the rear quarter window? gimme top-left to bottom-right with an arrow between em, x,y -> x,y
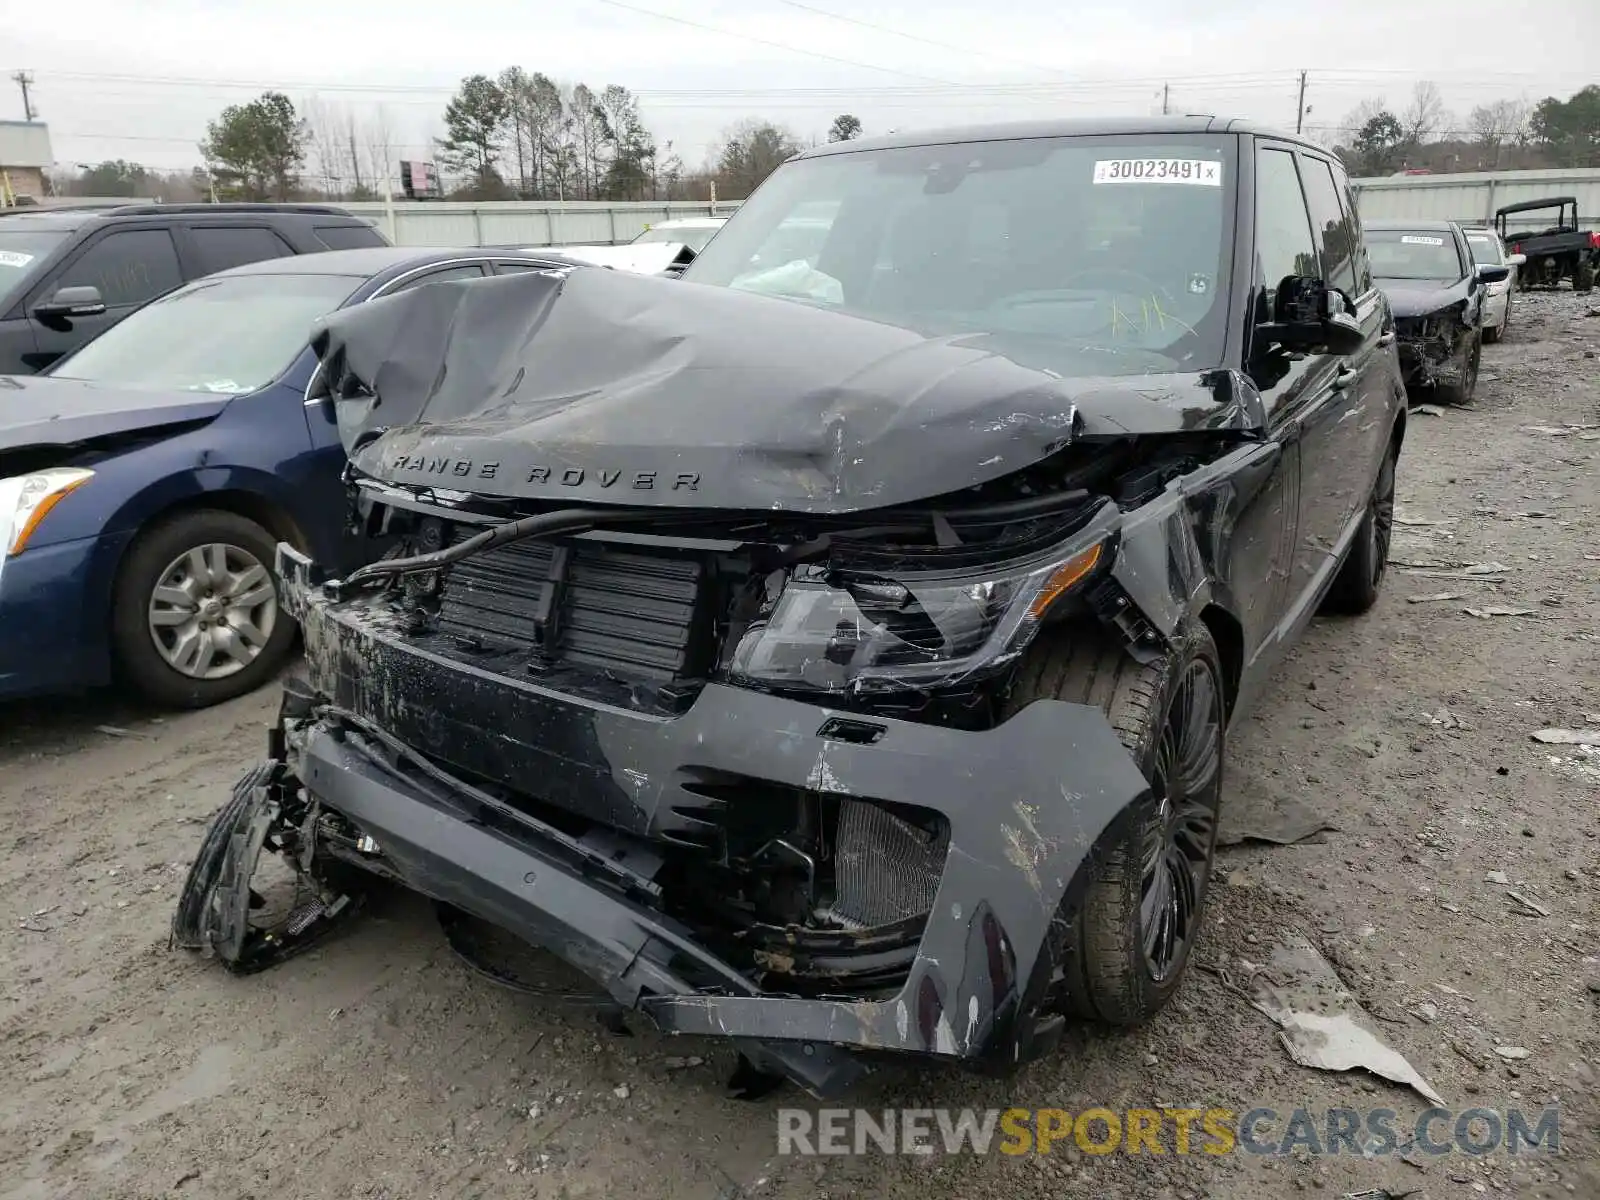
189,226 -> 296,275
315,224 -> 387,250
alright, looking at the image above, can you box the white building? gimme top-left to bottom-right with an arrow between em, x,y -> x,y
0,120 -> 54,203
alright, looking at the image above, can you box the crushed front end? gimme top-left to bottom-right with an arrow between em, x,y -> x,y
1394,310 -> 1470,389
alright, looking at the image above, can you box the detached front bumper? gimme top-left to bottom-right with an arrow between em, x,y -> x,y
269,544 -> 1152,1096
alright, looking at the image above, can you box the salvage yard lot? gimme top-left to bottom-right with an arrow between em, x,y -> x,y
3,293 -> 1597,1200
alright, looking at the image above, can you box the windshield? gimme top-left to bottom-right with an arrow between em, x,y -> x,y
0,228 -> 67,305
1464,233 -> 1504,265
631,223 -> 723,251
50,273 -> 364,392
683,134 -> 1237,374
1366,230 -> 1465,281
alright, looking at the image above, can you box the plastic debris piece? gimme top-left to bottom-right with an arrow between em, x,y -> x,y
1412,404 -> 1446,416
1251,934 -> 1444,1106
1506,890 -> 1550,917
1530,728 -> 1600,746
1462,606 -> 1538,618
1407,592 -> 1464,603
1494,1045 -> 1531,1061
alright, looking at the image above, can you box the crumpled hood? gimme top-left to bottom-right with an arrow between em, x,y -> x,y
0,375 -> 231,453
310,267 -> 1258,514
1379,278 -> 1468,320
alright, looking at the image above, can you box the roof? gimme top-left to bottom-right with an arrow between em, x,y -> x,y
1364,219 -> 1462,232
0,201 -> 366,233
797,115 -> 1310,159
213,246 -> 566,279
1496,196 -> 1577,215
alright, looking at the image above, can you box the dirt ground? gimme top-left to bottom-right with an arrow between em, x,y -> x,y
3,290 -> 1597,1200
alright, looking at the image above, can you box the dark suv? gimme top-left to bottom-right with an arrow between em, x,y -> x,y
0,203 -> 388,374
176,119 -> 1406,1099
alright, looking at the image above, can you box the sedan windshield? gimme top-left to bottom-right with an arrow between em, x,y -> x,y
683,134 -> 1237,373
0,228 -> 67,305
50,273 -> 365,392
1366,230 -> 1465,281
631,224 -> 723,252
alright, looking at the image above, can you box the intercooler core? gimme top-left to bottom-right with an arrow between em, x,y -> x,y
825,800 -> 949,928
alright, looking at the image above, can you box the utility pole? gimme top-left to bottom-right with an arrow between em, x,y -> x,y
11,71 -> 37,121
1295,71 -> 1308,134
1162,83 -> 1170,116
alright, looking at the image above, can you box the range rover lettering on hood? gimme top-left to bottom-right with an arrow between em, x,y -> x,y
309,267 -> 1262,514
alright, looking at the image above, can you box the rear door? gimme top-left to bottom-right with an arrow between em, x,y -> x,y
23,225 -> 184,372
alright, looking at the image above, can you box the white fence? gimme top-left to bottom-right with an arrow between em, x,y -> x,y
340,199 -> 743,247
1350,168 -> 1600,234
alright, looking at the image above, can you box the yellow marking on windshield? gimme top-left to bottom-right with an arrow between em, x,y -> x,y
1109,295 -> 1196,339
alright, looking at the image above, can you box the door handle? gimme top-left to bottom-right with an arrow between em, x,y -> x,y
1378,331 -> 1396,346
1332,364 -> 1359,390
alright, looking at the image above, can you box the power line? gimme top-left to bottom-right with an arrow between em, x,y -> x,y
575,0 -> 960,85
770,0 -> 1067,78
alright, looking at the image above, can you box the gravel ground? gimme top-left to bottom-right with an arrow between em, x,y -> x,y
2,289 -> 1597,1200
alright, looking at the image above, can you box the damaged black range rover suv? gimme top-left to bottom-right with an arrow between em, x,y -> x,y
175,119 -> 1406,1098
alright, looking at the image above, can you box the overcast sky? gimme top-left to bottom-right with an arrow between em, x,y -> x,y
2,0 -> 1594,179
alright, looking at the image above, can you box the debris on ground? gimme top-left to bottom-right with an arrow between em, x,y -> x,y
1462,606 -> 1538,618
1485,870 -> 1510,885
1217,787 -> 1337,847
1530,727 -> 1600,746
1494,1045 -> 1531,1061
1505,890 -> 1550,917
1250,934 -> 1444,1106
1412,404 -> 1446,416
1406,592 -> 1463,603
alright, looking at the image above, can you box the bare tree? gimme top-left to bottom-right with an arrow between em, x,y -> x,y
1469,98 -> 1531,167
362,105 -> 395,199
1400,81 -> 1449,148
302,96 -> 348,197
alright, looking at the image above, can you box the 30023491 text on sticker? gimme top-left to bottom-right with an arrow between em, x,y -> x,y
1092,159 -> 1222,186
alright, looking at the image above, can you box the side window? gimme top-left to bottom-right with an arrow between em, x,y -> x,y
315,224 -> 386,250
1253,148 -> 1319,316
386,264 -> 488,293
1338,177 -> 1374,293
1300,157 -> 1358,294
494,261 -> 553,274
55,229 -> 182,308
189,226 -> 296,276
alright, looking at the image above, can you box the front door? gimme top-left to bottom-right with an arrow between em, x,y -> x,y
25,227 -> 184,372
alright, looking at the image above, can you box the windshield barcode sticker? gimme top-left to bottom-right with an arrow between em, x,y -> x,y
1093,159 -> 1222,186
1401,235 -> 1446,246
0,250 -> 35,268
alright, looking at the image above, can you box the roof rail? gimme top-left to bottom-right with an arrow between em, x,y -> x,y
104,202 -> 357,217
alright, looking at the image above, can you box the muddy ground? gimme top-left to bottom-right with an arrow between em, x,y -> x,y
3,290 -> 1597,1200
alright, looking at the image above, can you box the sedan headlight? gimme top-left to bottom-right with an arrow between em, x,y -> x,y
0,468 -> 95,558
728,537 -> 1108,694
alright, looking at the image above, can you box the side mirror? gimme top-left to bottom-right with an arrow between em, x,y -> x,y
1258,275 -> 1364,357
33,285 -> 107,321
1506,253 -> 1526,267
1475,264 -> 1510,285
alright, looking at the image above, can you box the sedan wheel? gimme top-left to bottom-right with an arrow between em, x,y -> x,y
148,542 -> 278,680
112,509 -> 299,709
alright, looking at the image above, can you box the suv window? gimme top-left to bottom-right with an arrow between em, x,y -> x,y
1299,157 -> 1359,295
189,226 -> 296,275
1336,174 -> 1374,293
1253,148 -> 1318,314
315,224 -> 387,250
56,228 -> 183,308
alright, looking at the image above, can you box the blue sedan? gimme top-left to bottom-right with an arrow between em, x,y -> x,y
0,246 -> 570,707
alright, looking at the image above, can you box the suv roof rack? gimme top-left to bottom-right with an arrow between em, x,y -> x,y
103,203 -> 356,217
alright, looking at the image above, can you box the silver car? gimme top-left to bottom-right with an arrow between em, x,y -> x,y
1462,227 -> 1526,343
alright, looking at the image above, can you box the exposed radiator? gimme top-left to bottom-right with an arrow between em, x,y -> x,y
827,800 -> 948,928
436,534 -> 705,681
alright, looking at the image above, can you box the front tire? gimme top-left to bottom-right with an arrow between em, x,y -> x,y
111,510 -> 297,709
1006,623 -> 1225,1026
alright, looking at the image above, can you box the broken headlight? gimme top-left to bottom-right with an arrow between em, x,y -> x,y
729,537 -> 1108,694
